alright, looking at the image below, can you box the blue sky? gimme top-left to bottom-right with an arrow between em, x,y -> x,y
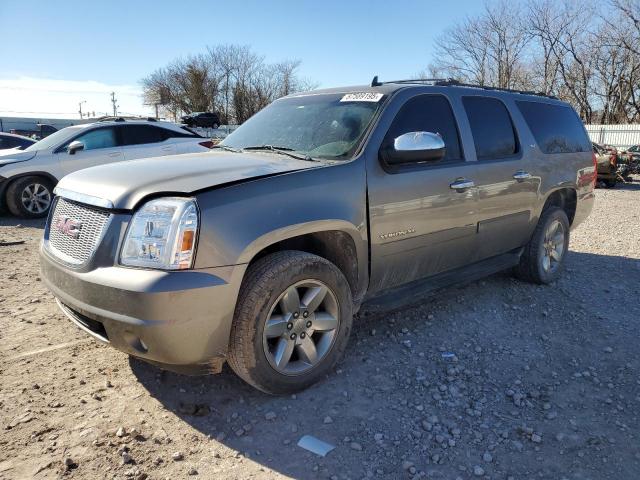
0,0 -> 486,117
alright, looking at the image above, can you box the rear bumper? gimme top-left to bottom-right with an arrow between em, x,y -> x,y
40,243 -> 246,374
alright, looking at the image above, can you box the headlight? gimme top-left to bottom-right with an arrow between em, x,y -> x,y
120,197 -> 198,270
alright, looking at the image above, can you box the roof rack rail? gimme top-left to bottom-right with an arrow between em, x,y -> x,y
370,76 -> 557,99
95,115 -> 157,123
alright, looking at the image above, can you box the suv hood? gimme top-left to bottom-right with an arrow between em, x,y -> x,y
55,151 -> 320,210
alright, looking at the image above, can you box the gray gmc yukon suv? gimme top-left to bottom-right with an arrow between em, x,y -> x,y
40,79 -> 596,394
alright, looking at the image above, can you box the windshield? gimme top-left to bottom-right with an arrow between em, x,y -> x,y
221,93 -> 385,160
24,126 -> 83,152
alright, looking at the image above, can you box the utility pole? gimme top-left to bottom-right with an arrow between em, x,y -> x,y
110,92 -> 118,117
78,100 -> 86,119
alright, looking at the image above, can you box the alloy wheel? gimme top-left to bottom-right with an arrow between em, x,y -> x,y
20,183 -> 51,214
541,219 -> 565,273
262,280 -> 340,375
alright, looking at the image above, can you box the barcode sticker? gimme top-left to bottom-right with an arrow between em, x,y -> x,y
340,92 -> 384,102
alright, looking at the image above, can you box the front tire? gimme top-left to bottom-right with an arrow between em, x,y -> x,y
6,176 -> 54,218
227,251 -> 353,395
515,206 -> 570,284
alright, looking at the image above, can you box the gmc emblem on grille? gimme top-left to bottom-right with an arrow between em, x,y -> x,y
54,216 -> 83,239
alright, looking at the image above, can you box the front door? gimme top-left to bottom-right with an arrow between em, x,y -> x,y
366,94 -> 479,294
60,126 -> 123,175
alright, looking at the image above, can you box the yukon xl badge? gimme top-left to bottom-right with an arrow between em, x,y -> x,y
379,227 -> 416,240
54,216 -> 83,239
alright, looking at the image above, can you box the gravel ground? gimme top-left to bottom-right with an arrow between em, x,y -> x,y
1,181 -> 640,480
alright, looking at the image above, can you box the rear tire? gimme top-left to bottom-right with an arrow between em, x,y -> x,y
514,207 -> 570,285
227,251 -> 353,395
6,176 -> 54,218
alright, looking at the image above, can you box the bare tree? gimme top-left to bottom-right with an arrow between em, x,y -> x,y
433,0 -> 640,123
142,44 -> 314,123
433,1 -> 530,88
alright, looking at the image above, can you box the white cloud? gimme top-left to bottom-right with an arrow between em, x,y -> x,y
0,76 -> 153,119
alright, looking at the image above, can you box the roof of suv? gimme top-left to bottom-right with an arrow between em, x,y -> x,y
289,78 -> 563,104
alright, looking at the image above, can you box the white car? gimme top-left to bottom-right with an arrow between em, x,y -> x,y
0,118 -> 214,218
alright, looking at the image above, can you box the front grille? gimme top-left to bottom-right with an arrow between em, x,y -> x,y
47,197 -> 111,265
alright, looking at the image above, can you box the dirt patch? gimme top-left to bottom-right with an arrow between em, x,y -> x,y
1,183 -> 640,479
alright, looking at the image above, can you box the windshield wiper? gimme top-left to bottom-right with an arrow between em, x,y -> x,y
212,144 -> 241,153
242,145 -> 316,162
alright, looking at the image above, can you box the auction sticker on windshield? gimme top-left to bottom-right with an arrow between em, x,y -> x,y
340,92 -> 384,102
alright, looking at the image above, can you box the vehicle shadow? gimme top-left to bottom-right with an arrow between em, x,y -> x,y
129,250 -> 640,479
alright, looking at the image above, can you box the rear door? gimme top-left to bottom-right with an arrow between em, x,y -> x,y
366,93 -> 479,293
59,126 -> 123,175
461,96 -> 538,261
120,124 -> 176,160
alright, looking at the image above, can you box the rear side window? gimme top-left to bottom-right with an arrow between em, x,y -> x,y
179,126 -> 201,137
463,97 -> 517,160
120,125 -> 167,145
516,101 -> 591,154
385,95 -> 463,161
0,137 -> 16,149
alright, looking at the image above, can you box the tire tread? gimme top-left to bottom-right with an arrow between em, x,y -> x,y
227,250 -> 351,394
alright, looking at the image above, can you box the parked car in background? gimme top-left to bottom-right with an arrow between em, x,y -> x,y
181,111 -> 221,129
0,132 -> 36,151
624,144 -> 640,162
0,118 -> 213,218
10,123 -> 58,140
40,79 -> 595,394
593,142 -> 618,187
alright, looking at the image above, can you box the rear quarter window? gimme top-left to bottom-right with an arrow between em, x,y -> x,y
516,101 -> 591,154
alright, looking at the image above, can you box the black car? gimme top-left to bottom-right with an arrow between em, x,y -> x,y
181,112 -> 221,129
0,132 -> 36,151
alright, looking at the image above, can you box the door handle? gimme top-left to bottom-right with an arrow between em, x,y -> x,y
108,152 -> 121,157
449,178 -> 475,191
161,146 -> 173,152
513,171 -> 531,181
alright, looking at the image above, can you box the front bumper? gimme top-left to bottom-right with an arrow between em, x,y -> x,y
40,244 -> 246,374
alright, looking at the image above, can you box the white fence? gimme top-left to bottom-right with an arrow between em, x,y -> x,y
584,124 -> 640,149
192,125 -> 238,140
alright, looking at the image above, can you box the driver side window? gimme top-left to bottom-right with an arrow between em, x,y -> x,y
70,127 -> 118,151
384,95 -> 463,162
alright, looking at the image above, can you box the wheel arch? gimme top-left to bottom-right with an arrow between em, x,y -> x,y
237,221 -> 368,306
1,171 -> 59,208
540,187 -> 577,226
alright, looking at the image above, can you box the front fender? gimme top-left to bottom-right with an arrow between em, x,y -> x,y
236,219 -> 364,264
193,159 -> 369,292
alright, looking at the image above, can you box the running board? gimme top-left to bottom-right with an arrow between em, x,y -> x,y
362,250 -> 522,314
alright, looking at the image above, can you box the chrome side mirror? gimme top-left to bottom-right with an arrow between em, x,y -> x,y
67,140 -> 85,155
385,131 -> 446,165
